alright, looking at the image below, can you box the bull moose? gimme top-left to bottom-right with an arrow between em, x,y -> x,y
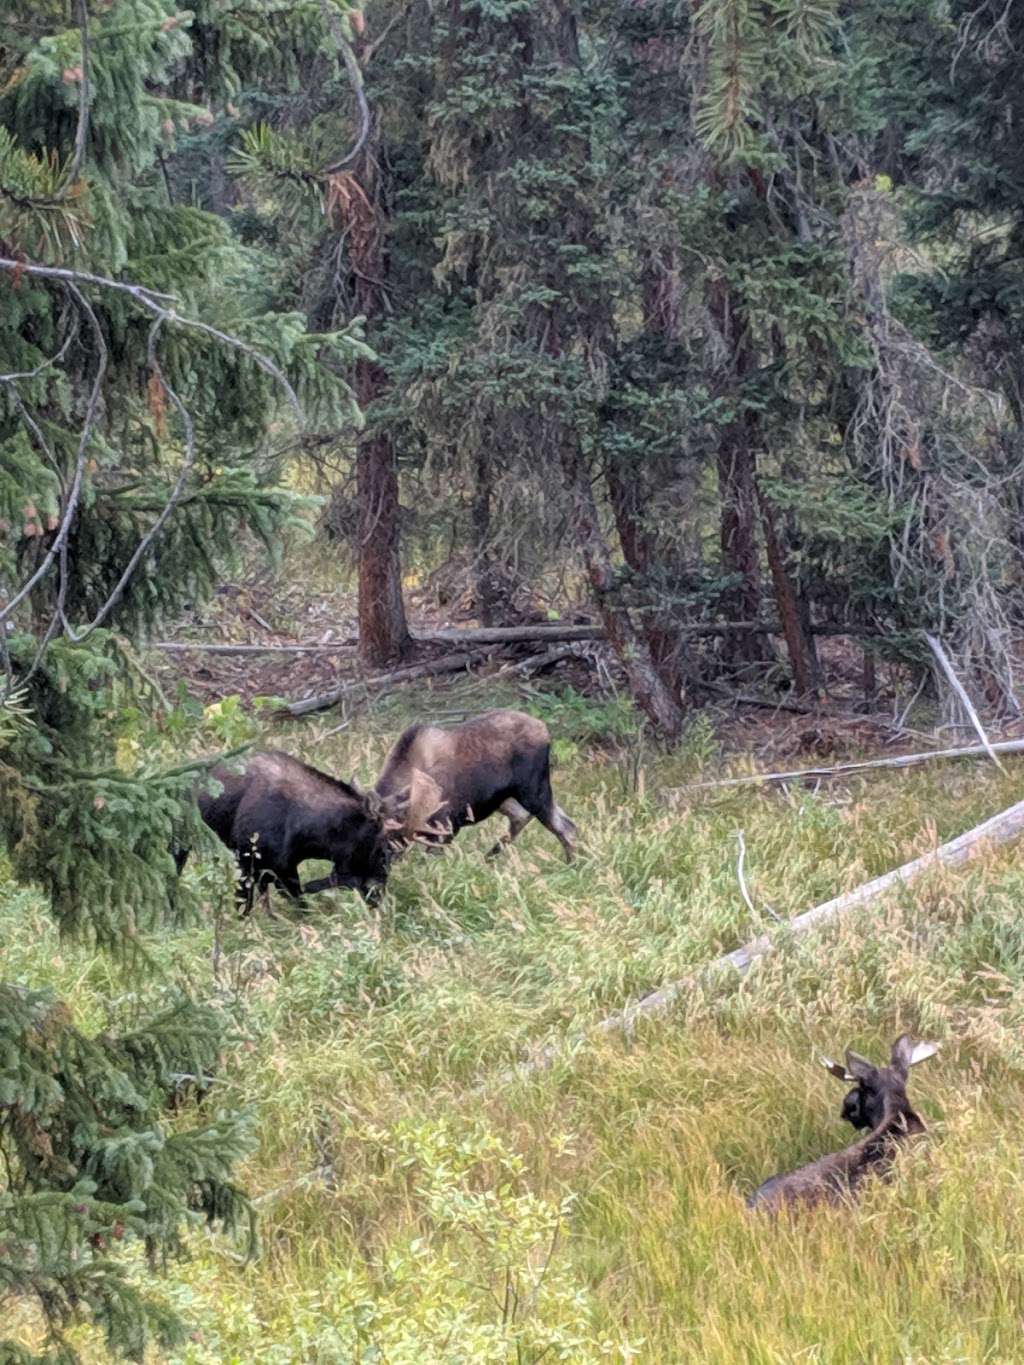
373,708 -> 578,861
747,1034 -> 938,1213
180,750 -> 443,913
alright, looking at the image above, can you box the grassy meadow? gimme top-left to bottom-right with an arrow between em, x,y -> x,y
6,680 -> 1024,1362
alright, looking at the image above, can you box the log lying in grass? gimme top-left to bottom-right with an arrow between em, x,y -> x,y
667,737 -> 1024,796
276,651 -> 481,718
490,796 -> 1024,1088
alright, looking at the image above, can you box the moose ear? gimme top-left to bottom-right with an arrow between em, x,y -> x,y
844,1050 -> 879,1084
405,768 -> 447,839
820,1054 -> 854,1082
891,1035 -> 938,1073
376,785 -> 410,833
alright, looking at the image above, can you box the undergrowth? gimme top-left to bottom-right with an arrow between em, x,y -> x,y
5,687 -> 1024,1362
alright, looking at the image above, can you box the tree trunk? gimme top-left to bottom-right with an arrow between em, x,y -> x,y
707,279 -> 771,668
564,447 -> 685,740
355,363 -> 411,668
471,444 -> 499,628
605,455 -> 689,701
756,482 -> 819,697
345,120 -> 411,669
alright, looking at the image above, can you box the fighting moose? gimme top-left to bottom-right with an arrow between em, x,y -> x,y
748,1034 -> 938,1213
185,709 -> 576,912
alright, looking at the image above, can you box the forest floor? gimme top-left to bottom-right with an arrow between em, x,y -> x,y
8,571 -> 1024,1361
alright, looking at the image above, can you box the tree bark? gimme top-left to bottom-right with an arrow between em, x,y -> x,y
471,444 -> 499,627
343,100 -> 411,668
756,482 -> 818,697
605,456 -> 690,701
563,447 -> 685,740
707,279 -> 771,667
354,365 -> 411,668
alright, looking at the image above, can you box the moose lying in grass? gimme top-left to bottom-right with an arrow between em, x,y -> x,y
373,708 -> 578,861
181,750 -> 444,914
747,1034 -> 938,1213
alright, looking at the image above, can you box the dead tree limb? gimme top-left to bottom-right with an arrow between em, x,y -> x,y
499,644 -> 582,675
924,632 -> 1004,771
152,641 -> 358,656
276,651 -> 481,717
151,619 -> 889,657
667,737 -> 1024,796
487,795 -> 1024,1088
275,644 -> 583,718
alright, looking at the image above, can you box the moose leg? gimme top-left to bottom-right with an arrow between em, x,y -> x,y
274,867 -> 306,906
521,749 -> 578,862
302,871 -> 337,895
519,791 -> 577,862
234,854 -> 257,917
486,799 -> 532,858
538,802 -> 578,862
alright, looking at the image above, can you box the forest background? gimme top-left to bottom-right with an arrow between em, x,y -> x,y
4,0 -> 1024,1360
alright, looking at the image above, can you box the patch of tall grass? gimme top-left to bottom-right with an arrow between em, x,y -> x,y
5,697 -> 1024,1361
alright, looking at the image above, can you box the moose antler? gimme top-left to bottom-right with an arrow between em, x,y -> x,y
907,1040 -> 938,1066
820,1054 -> 854,1082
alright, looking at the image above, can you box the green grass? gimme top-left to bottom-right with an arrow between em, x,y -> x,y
6,692 -> 1024,1362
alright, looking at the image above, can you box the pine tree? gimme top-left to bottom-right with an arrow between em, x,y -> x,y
1,2 -> 365,1355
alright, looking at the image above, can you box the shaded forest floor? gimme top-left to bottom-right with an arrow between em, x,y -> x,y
150,559 -> 1024,768
7,640 -> 1024,1359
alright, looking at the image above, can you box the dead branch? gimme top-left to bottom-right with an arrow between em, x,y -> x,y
487,794 -> 1024,1088
318,0 -> 372,174
666,736 -> 1024,797
498,644 -> 582,675
924,632 -> 1004,770
416,624 -> 604,645
276,651 -> 481,717
150,619 -> 885,656
152,641 -> 359,656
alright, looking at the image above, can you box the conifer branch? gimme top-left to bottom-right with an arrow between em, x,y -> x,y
0,255 -> 306,634
0,282 -> 107,628
60,316 -> 198,642
0,257 -> 303,420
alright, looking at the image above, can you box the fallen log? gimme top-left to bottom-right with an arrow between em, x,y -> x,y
666,736 -> 1024,796
418,624 -> 603,645
152,618 -> 884,658
276,651 -> 481,718
487,795 -> 1024,1088
499,643 -> 583,676
152,640 -> 358,656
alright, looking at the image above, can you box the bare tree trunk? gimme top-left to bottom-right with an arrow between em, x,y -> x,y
355,362 -> 411,668
605,456 -> 689,701
344,123 -> 411,669
707,279 -> 771,668
757,483 -> 819,697
564,447 -> 685,739
471,444 -> 499,628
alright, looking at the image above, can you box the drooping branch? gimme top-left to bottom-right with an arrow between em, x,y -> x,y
318,0 -> 372,174
0,258 -> 304,419
0,256 -> 308,638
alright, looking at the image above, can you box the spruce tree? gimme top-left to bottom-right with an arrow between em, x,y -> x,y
0,2 -> 365,1356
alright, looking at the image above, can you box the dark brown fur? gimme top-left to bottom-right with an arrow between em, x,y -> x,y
183,751 -> 405,912
748,1035 -> 936,1213
374,709 -> 578,860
